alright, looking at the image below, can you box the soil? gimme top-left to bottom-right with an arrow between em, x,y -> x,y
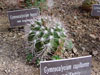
0,0 -> 100,75
51,0 -> 100,75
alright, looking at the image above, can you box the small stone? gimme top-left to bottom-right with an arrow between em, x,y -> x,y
82,47 -> 85,51
92,40 -> 95,43
71,39 -> 74,42
74,16 -> 77,20
71,32 -> 76,37
4,69 -> 11,74
73,47 -> 77,54
64,52 -> 69,57
92,51 -> 98,56
3,38 -> 6,41
97,57 -> 100,60
13,34 -> 17,38
18,33 -> 22,36
90,34 -> 97,39
70,53 -> 74,57
2,62 -> 6,65
15,52 -> 18,57
21,35 -> 27,39
47,0 -> 54,9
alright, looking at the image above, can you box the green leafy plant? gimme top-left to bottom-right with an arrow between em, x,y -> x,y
22,0 -> 47,9
35,58 -> 40,66
27,17 -> 73,65
25,0 -> 33,7
26,53 -> 34,62
34,0 -> 46,6
52,55 -> 61,60
83,0 -> 98,5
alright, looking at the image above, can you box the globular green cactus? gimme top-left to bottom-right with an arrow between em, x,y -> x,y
34,0 -> 47,10
28,17 -> 73,63
82,0 -> 99,11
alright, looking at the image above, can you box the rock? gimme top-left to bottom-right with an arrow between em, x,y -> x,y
64,52 -> 69,57
18,33 -> 22,36
47,0 -> 54,9
4,69 -> 11,74
74,16 -> 77,20
97,57 -> 100,60
71,38 -> 74,42
92,40 -> 95,43
70,53 -> 74,57
3,38 -> 6,42
13,34 -> 17,38
90,34 -> 97,39
9,32 -> 13,37
21,34 -> 28,39
73,47 -> 77,54
15,52 -> 18,57
71,32 -> 76,37
82,47 -> 85,51
92,51 -> 98,56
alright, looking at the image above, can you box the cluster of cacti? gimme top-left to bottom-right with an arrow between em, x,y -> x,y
82,0 -> 99,11
18,0 -> 46,8
27,17 -> 73,62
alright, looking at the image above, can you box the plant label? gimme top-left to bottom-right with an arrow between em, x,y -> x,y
91,4 -> 100,16
40,55 -> 92,75
7,8 -> 40,27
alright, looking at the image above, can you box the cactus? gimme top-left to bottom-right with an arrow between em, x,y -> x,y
34,0 -> 47,10
27,17 -> 73,63
82,0 -> 99,11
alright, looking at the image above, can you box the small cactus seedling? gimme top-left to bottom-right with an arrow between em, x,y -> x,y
82,0 -> 99,11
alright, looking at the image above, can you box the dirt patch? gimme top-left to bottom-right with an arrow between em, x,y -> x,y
50,0 -> 100,74
0,15 -> 39,75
